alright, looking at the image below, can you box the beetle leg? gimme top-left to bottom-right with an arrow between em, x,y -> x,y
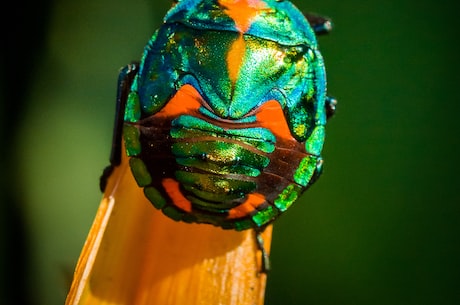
305,13 -> 333,35
308,158 -> 324,187
255,228 -> 271,273
100,62 -> 139,192
325,95 -> 337,120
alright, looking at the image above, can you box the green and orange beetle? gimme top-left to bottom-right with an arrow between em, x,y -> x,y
102,0 -> 336,235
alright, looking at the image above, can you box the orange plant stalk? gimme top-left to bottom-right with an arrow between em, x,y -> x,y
65,151 -> 272,305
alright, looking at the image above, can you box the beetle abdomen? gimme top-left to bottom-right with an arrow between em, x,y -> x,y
124,84 -> 320,230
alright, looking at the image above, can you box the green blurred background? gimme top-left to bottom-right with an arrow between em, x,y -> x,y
1,0 -> 459,304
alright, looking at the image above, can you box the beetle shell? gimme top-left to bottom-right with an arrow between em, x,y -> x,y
121,0 -> 330,230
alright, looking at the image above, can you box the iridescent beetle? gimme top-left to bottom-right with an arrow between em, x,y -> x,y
102,0 -> 336,246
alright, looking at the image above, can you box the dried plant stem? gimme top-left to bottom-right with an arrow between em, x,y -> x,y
66,152 -> 272,305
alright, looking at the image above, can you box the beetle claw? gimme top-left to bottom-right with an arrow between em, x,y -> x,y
305,13 -> 333,35
255,229 -> 271,274
326,95 -> 338,119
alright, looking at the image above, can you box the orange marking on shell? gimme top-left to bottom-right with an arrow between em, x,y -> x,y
162,178 -> 193,212
154,84 -> 202,118
255,100 -> 296,141
218,0 -> 267,33
228,193 -> 266,219
227,35 -> 247,84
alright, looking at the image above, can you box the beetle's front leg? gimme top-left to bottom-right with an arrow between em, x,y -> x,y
100,63 -> 139,192
305,13 -> 333,35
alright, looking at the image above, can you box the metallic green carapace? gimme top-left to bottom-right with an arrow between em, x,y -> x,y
102,0 -> 336,231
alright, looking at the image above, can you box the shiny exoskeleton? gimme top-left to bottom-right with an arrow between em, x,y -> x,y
102,0 -> 336,234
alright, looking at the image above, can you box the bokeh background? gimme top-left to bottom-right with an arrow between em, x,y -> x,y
1,0 -> 459,304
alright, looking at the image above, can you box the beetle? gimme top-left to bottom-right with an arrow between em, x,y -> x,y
101,0 -> 336,266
